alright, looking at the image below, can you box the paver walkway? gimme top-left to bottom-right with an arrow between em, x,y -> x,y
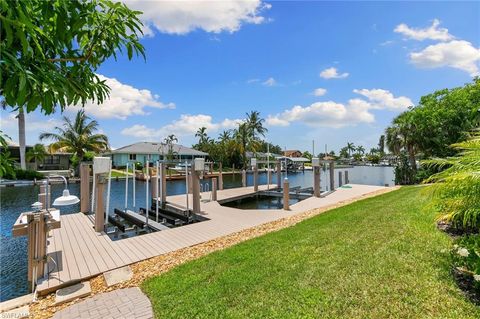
52,287 -> 152,319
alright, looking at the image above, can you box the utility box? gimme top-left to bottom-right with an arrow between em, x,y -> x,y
312,158 -> 320,167
194,158 -> 205,171
93,157 -> 111,174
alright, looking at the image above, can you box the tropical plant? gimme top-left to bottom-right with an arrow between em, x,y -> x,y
26,143 -> 47,170
1,0 -> 144,170
339,147 -> 349,159
423,132 -> 480,229
1,0 -> 145,114
450,235 -> 480,292
0,130 -> 16,178
378,135 -> 385,154
39,110 -> 109,161
246,111 -> 268,140
346,142 -> 355,157
234,122 -> 257,169
356,145 -> 365,155
163,134 -> 178,162
386,111 -> 419,171
302,151 -> 313,161
195,127 -> 209,145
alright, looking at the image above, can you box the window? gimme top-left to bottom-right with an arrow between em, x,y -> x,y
129,154 -> 136,160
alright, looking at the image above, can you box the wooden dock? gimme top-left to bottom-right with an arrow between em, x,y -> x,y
37,184 -> 387,295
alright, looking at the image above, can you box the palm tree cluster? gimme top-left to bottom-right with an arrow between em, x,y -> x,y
193,111 -> 279,169
339,142 -> 367,161
40,110 -> 109,165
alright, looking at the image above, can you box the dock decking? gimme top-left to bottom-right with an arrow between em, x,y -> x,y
37,184 -> 388,295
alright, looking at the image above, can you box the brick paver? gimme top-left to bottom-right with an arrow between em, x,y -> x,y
53,287 -> 153,319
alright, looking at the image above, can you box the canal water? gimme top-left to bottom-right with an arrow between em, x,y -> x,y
0,166 -> 393,301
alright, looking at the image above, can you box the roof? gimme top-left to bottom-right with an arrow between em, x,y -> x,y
283,150 -> 303,156
109,142 -> 208,156
246,151 -> 283,158
276,156 -> 310,162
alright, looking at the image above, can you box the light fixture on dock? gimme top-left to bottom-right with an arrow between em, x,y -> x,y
44,175 -> 80,207
53,189 -> 80,206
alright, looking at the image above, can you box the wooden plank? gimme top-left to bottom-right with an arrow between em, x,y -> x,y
70,214 -> 108,273
55,216 -> 79,283
61,215 -> 93,279
73,214 -> 115,271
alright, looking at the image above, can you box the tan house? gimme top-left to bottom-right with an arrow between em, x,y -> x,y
283,150 -> 303,158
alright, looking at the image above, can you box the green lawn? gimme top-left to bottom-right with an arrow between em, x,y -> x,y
142,187 -> 479,318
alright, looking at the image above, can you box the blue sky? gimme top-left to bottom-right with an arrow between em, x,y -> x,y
2,1 -> 479,153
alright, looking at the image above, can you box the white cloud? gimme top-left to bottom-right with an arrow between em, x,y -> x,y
0,112 -> 62,144
352,89 -> 413,110
121,114 -> 242,140
247,78 -> 260,84
124,0 -> 271,35
319,67 -> 349,79
312,88 -> 327,97
394,19 -> 453,41
266,89 -> 411,128
380,40 -> 394,46
71,74 -> 175,120
262,77 -> 277,86
409,40 -> 480,76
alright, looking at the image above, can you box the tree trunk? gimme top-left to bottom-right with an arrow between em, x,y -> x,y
407,145 -> 417,171
18,109 -> 26,170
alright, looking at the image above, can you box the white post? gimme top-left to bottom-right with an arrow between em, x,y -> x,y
267,143 -> 270,190
145,161 -> 149,227
185,161 -> 189,212
156,160 -> 159,222
105,159 -> 112,229
132,164 -> 136,208
91,167 -> 96,212
124,162 -> 129,210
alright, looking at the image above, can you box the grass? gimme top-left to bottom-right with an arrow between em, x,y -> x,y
142,187 -> 480,318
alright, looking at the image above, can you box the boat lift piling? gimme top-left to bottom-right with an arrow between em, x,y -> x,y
218,162 -> 224,190
276,161 -> 282,188
212,177 -> 218,201
283,178 -> 290,210
80,163 -> 90,213
312,158 -> 321,197
252,158 -> 258,192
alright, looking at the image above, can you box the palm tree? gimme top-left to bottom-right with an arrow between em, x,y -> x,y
234,122 -> 257,169
245,111 -> 268,140
356,145 -> 365,155
26,143 -> 47,170
195,127 -> 208,145
218,130 -> 231,143
39,110 -> 109,160
1,101 -> 26,170
385,112 -> 419,171
346,142 -> 355,157
163,134 -> 178,161
378,135 -> 385,154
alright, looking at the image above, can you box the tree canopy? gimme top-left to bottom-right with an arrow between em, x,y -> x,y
0,0 -> 145,113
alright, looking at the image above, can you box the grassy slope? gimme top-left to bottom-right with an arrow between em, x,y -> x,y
142,187 -> 480,318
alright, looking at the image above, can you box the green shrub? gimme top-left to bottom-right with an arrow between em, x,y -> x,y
424,132 -> 480,229
6,169 -> 44,180
451,235 -> 480,289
